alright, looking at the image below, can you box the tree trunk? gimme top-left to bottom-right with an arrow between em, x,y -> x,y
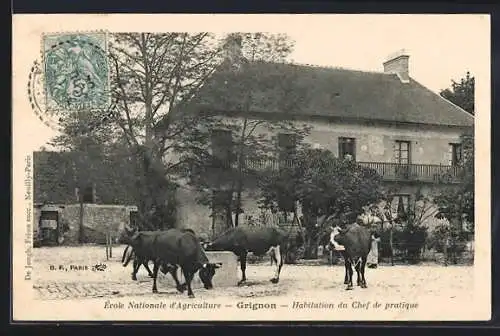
226,202 -> 234,229
78,196 -> 84,244
211,206 -> 216,238
234,175 -> 243,227
303,230 -> 318,259
389,224 -> 394,266
234,117 -> 248,228
444,228 -> 449,266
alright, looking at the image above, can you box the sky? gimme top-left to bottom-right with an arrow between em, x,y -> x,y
23,14 -> 489,149
286,15 -> 487,93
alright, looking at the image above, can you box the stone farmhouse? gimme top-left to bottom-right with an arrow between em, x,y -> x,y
169,42 -> 474,239
33,151 -> 137,246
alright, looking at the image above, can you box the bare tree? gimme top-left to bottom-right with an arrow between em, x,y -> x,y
107,33 -> 222,227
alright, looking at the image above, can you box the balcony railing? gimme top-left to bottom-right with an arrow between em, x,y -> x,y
189,158 -> 464,184
356,162 -> 462,184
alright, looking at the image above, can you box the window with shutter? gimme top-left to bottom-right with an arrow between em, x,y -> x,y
394,140 -> 411,164
449,143 -> 463,166
338,137 -> 356,160
211,129 -> 233,167
82,185 -> 95,203
394,140 -> 411,179
390,194 -> 410,221
130,211 -> 139,229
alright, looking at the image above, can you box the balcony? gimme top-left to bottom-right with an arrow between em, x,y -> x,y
198,159 -> 463,184
356,162 -> 463,184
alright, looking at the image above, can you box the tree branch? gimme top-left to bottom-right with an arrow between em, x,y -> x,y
109,52 -> 138,143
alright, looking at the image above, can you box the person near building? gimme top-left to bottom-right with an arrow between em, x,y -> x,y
367,232 -> 381,268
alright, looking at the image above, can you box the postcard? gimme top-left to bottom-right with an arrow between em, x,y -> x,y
12,14 -> 491,321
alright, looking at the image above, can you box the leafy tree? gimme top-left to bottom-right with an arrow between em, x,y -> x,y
259,148 -> 384,258
187,33 -> 312,230
427,222 -> 468,265
434,72 -> 475,262
34,150 -> 77,205
434,131 -> 474,233
440,71 -> 474,115
432,131 -> 474,265
47,110 -> 113,241
395,191 -> 434,264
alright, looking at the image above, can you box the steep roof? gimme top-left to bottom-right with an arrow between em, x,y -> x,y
190,61 -> 474,127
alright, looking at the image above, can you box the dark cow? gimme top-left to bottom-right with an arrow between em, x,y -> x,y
122,243 -> 188,290
122,230 -> 189,293
126,228 -> 222,298
122,244 -> 153,278
121,228 -> 197,283
206,226 -> 286,285
328,222 -> 372,290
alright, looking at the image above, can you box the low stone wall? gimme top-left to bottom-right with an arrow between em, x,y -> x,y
34,203 -> 137,246
159,251 -> 238,289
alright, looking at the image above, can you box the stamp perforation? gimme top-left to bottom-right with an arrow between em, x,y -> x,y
40,29 -> 109,60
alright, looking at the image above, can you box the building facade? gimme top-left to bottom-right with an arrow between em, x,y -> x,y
170,48 -> 474,238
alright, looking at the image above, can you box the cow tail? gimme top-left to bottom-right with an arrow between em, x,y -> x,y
122,245 -> 135,267
121,245 -> 130,265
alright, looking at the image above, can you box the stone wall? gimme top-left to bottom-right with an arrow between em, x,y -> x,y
169,116 -> 470,238
202,115 -> 469,165
34,203 -> 137,245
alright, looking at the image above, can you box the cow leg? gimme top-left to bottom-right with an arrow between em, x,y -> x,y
143,261 -> 154,278
131,258 -> 141,280
269,245 -> 283,284
345,259 -> 354,290
152,260 -> 161,294
360,256 -> 368,288
238,251 -> 248,286
354,258 -> 362,286
182,266 -> 196,298
343,253 -> 349,285
168,265 -> 186,293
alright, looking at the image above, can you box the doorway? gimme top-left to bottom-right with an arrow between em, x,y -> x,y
39,210 -> 59,245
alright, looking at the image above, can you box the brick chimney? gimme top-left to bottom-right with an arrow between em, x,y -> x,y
383,49 -> 410,83
222,33 -> 244,69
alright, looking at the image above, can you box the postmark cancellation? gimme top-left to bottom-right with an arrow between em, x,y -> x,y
41,32 -> 110,112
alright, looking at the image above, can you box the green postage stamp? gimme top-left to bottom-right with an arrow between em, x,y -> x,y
42,32 -> 110,112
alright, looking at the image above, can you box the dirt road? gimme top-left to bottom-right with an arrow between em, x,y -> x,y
32,245 -> 474,305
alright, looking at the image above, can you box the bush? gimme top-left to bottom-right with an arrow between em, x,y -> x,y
401,224 -> 428,264
379,223 -> 428,264
427,223 -> 468,264
379,226 -> 403,259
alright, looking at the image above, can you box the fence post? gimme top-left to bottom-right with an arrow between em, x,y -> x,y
109,230 -> 113,259
443,229 -> 449,267
389,224 -> 394,266
105,230 -> 113,261
105,231 -> 109,261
